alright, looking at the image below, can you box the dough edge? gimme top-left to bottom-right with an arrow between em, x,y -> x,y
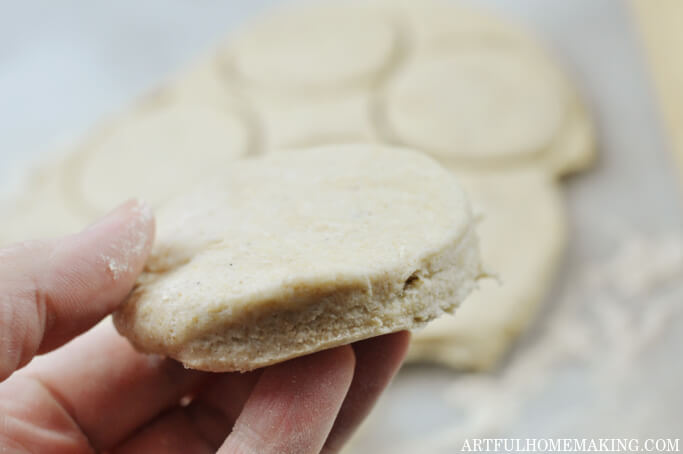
114,222 -> 482,372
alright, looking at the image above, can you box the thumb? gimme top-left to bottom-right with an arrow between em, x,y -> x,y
0,199 -> 155,382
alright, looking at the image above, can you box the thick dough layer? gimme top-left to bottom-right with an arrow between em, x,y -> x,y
114,145 -> 482,372
409,167 -> 567,370
73,104 -> 251,215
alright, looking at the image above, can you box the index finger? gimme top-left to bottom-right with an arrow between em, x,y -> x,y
0,199 -> 154,381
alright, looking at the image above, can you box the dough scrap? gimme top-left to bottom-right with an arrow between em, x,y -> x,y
114,144 -> 482,372
73,104 -> 250,215
409,167 -> 567,370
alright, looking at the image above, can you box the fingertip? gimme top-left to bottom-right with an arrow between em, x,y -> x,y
78,198 -> 155,280
326,344 -> 357,381
386,330 -> 411,361
220,346 -> 356,454
38,199 -> 156,351
0,199 -> 157,380
321,332 -> 411,453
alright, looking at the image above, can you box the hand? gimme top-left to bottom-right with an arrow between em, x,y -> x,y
0,200 -> 409,454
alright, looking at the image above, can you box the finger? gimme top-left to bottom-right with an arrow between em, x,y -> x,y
219,345 -> 355,454
18,320 -> 206,451
0,199 -> 154,381
112,409 -> 214,454
184,371 -> 262,447
0,373 -> 93,454
113,371 -> 261,452
322,331 -> 410,454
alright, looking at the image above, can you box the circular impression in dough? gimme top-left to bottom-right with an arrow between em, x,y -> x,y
113,144 -> 482,372
229,5 -> 397,91
76,105 -> 250,214
384,49 -> 568,162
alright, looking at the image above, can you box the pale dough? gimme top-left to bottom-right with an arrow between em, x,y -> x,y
227,3 -> 398,92
373,0 -> 534,54
384,49 -> 567,162
408,167 -> 567,370
113,145 -> 482,372
0,156 -> 89,246
165,59 -> 242,109
73,104 -> 251,215
252,93 -> 376,149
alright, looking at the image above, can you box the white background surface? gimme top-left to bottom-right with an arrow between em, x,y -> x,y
1,1 -> 682,452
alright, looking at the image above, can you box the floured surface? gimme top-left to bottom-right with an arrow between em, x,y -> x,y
409,168 -> 566,370
114,145 -> 481,371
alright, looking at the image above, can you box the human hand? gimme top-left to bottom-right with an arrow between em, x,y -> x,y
0,200 -> 410,453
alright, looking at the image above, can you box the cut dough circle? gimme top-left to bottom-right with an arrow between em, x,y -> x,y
385,49 -> 568,162
229,5 -> 397,91
408,167 -> 567,370
75,105 -> 250,214
114,144 -> 482,372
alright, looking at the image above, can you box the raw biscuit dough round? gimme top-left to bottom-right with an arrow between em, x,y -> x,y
75,104 -> 250,215
113,144 -> 482,372
229,4 -> 397,91
408,167 -> 567,370
384,49 -> 567,162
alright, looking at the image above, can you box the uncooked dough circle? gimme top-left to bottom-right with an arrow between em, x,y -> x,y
230,6 -> 397,90
77,105 -> 249,214
114,144 -> 482,372
385,49 -> 567,161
